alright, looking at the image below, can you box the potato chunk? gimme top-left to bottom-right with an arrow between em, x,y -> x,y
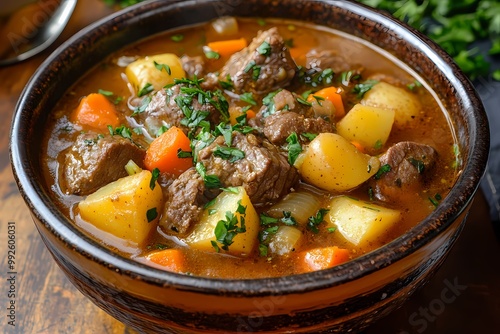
126,53 -> 186,93
336,104 -> 395,151
361,82 -> 421,127
184,187 -> 259,256
78,170 -> 163,245
327,196 -> 401,246
297,133 -> 381,192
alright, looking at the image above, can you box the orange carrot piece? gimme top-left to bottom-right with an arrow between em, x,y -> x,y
307,87 -> 345,118
300,246 -> 350,273
147,249 -> 186,273
207,38 -> 247,58
144,126 -> 193,176
71,93 -> 120,131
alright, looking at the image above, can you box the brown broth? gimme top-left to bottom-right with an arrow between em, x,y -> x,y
41,18 -> 458,279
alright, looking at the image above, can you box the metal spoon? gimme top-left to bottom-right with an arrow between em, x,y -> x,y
0,0 -> 77,66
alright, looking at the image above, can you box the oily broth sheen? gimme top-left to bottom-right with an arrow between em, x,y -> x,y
41,18 -> 458,279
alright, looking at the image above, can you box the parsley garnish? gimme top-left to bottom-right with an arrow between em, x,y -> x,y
154,61 -> 171,75
307,208 -> 329,234
240,92 -> 257,105
212,201 -> 247,252
177,148 -> 193,159
150,168 -> 160,190
374,164 -> 392,179
408,157 -> 425,173
243,60 -> 256,73
108,125 -> 132,139
146,207 -> 158,222
257,41 -> 272,56
196,162 -> 222,188
132,96 -> 152,116
213,146 -> 245,163
286,132 -> 302,165
138,83 -> 154,97
205,50 -> 220,59
353,80 -> 378,98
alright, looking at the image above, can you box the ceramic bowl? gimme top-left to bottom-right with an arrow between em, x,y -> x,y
10,0 -> 489,333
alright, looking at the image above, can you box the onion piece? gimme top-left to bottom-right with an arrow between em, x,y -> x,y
268,226 -> 303,256
267,191 -> 321,224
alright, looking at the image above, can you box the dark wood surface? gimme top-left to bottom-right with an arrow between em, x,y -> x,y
0,1 -> 499,333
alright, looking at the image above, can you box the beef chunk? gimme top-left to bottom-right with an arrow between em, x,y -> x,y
160,169 -> 216,235
219,27 -> 297,94
61,133 -> 145,195
181,55 -> 206,78
158,133 -> 299,235
305,49 -> 353,73
263,111 -> 335,145
136,83 -> 222,136
199,132 -> 299,205
371,141 -> 438,202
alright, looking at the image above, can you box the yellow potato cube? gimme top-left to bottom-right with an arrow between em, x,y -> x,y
337,104 -> 395,150
126,53 -> 186,93
78,170 -> 163,245
184,187 -> 259,256
327,196 -> 401,246
361,82 -> 421,128
297,133 -> 381,192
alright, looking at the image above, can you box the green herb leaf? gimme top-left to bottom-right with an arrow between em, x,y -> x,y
213,146 -> 246,163
307,208 -> 329,234
146,207 -> 158,222
150,168 -> 160,190
374,164 -> 391,180
154,61 -> 171,75
205,50 -> 220,59
353,80 -> 378,98
138,83 -> 154,97
257,41 -> 272,56
286,132 -> 302,165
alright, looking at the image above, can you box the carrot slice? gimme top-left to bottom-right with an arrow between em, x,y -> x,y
71,93 -> 120,131
300,246 -> 350,273
144,126 -> 193,176
147,249 -> 185,273
207,38 -> 247,58
307,87 -> 345,118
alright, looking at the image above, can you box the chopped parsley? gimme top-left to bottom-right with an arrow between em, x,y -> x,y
257,41 -> 272,56
286,132 -> 302,166
212,201 -> 247,252
204,50 -> 220,59
307,208 -> 329,234
108,125 -> 132,139
177,148 -> 193,159
213,146 -> 245,163
374,164 -> 392,179
154,61 -> 171,75
146,207 -> 158,222
138,83 -> 154,97
196,162 -> 222,188
131,95 -> 152,116
240,92 -> 257,105
353,80 -> 378,98
243,60 -> 257,73
150,168 -> 160,190
408,157 -> 425,173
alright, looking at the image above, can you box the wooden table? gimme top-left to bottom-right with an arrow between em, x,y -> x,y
1,1 -> 499,333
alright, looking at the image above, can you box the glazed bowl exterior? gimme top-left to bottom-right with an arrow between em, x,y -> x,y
10,0 -> 489,333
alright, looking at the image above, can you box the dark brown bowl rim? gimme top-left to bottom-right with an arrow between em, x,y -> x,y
10,0 -> 489,296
